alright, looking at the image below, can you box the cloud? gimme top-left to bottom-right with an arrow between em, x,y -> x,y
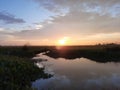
0,28 -> 4,31
34,0 -> 120,15
33,0 -> 120,35
32,75 -> 71,90
0,11 -> 25,24
85,74 -> 120,90
35,24 -> 43,29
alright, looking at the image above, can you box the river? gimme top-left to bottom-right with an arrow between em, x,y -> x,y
32,52 -> 120,90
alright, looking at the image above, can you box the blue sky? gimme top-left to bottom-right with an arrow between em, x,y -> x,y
0,0 -> 54,30
0,0 -> 120,45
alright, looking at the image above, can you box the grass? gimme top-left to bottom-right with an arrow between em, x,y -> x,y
0,55 -> 52,90
46,44 -> 120,63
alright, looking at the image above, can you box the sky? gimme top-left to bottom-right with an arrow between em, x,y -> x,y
0,0 -> 120,46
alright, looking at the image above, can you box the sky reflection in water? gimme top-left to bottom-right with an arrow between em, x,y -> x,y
32,54 -> 120,90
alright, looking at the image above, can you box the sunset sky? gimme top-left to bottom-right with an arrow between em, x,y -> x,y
0,0 -> 120,46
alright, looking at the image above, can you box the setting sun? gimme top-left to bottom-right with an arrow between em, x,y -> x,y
59,39 -> 66,45
57,37 -> 70,45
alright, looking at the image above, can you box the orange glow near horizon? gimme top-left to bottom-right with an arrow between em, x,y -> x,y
59,39 -> 66,45
57,37 -> 70,46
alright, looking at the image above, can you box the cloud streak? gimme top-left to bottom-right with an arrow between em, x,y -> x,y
0,11 -> 25,24
33,0 -> 120,35
34,0 -> 120,15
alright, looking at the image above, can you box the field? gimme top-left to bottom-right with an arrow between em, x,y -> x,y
46,44 -> 120,63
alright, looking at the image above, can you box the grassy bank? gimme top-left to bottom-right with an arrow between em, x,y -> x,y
0,55 -> 51,90
0,46 -> 48,58
46,44 -> 120,63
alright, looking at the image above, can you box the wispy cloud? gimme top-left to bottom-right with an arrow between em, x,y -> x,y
0,11 -> 25,24
34,0 -> 120,16
33,0 -> 120,35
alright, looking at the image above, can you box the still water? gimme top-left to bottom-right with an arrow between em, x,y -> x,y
32,53 -> 120,90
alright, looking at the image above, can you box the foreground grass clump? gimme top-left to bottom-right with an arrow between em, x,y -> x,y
0,55 -> 51,90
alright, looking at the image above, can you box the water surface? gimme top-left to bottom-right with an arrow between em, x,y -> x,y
32,53 -> 120,90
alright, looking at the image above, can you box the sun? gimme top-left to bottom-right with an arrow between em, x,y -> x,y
59,39 -> 66,45
57,37 -> 70,46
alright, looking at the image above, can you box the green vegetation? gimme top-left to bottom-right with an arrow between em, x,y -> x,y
46,44 -> 120,63
0,55 -> 52,90
0,45 -> 46,58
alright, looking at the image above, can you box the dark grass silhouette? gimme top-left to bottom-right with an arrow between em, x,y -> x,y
0,45 -> 54,90
0,44 -> 120,63
46,44 -> 120,63
0,55 -> 52,90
